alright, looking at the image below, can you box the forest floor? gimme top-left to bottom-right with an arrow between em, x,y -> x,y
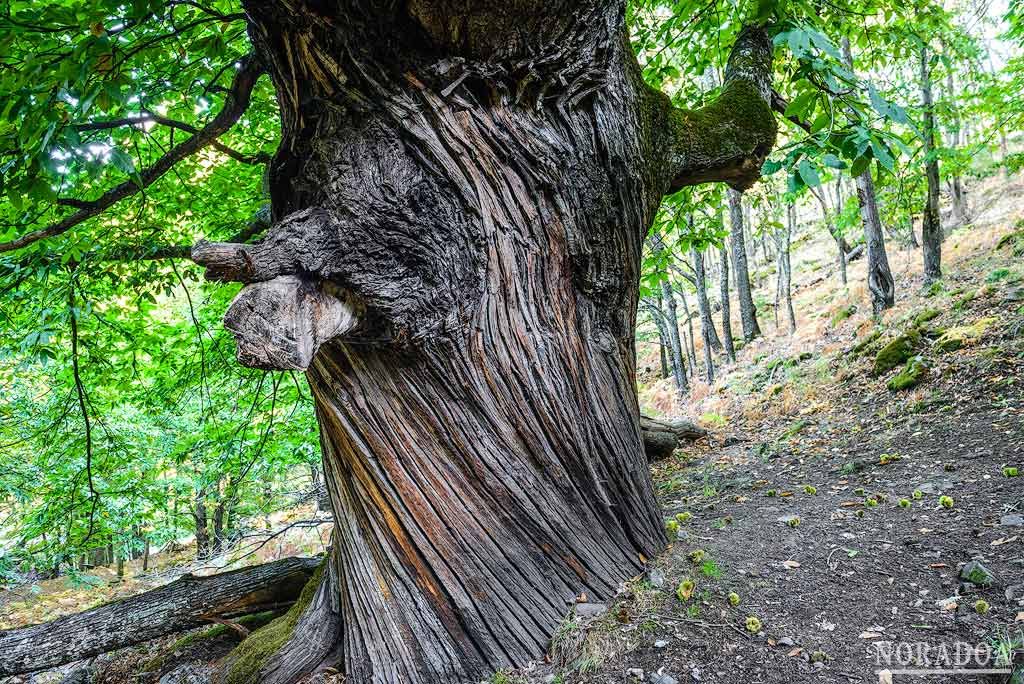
513,176 -> 1024,684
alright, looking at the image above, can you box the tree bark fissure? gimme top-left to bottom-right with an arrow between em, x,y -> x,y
190,4 -> 777,683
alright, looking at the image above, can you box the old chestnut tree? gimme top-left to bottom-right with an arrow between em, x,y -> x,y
0,1 -> 776,681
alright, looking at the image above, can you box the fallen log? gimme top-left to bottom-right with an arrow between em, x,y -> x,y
641,415 -> 708,461
0,555 -> 321,677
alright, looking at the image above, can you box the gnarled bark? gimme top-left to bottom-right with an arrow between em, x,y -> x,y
0,556 -> 320,677
192,3 -> 776,683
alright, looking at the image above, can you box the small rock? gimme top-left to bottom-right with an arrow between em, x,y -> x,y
1000,514 -> 1024,527
649,568 -> 667,589
648,673 -> 678,684
1006,584 -> 1024,603
690,665 -> 702,681
813,661 -> 826,671
628,668 -> 645,680
777,514 -> 800,525
542,676 -> 557,684
654,639 -> 669,649
936,596 -> 959,611
575,602 -> 608,618
960,560 -> 996,586
777,636 -> 796,647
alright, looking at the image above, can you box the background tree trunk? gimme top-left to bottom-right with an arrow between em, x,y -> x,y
920,45 -> 943,283
842,38 -> 895,315
660,280 -> 690,399
691,247 -> 722,353
728,188 -> 762,341
677,287 -> 699,372
944,71 -> 968,224
1001,131 -> 1010,180
193,497 -> 210,559
810,185 -> 847,285
782,204 -> 797,334
718,243 -> 736,362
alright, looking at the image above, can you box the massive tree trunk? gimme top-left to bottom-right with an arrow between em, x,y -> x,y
727,187 -> 762,340
192,4 -> 776,682
842,38 -> 895,315
920,45 -> 942,284
0,556 -> 320,677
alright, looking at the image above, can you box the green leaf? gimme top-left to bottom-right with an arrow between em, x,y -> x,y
822,153 -> 846,169
850,155 -> 871,178
798,159 -> 821,187
109,148 -> 142,187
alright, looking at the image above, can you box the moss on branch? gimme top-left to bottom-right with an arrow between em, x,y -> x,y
655,26 -> 777,192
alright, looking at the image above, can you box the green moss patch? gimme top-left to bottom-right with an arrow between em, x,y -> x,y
224,562 -> 325,684
831,305 -> 857,327
912,308 -> 941,328
934,317 -> 997,353
887,356 -> 929,392
852,328 -> 883,356
873,329 -> 920,375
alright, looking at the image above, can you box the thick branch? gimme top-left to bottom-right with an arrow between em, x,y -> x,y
663,26 -> 777,192
0,56 -> 265,255
100,215 -> 269,262
0,556 -> 320,677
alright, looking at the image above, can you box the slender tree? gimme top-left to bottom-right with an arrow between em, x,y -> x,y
842,37 -> 896,315
809,184 -> 848,286
727,188 -> 763,340
945,70 -> 968,224
690,247 -> 723,353
718,243 -> 736,362
655,293 -> 670,379
677,286 -> 700,373
920,44 -> 943,284
660,280 -> 689,399
781,203 -> 797,333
